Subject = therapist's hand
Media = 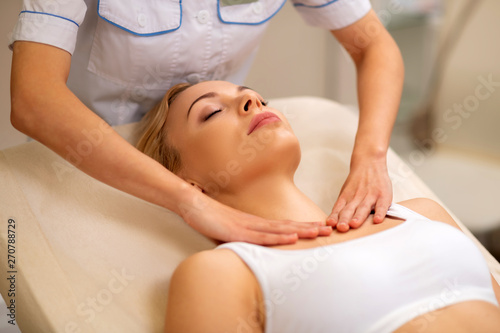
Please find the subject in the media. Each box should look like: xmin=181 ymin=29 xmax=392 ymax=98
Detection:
xmin=326 ymin=9 xmax=402 ymax=232
xmin=178 ymin=188 xmax=332 ymax=245
xmin=326 ymin=156 xmax=392 ymax=232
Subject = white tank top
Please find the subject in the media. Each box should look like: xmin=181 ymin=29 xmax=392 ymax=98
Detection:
xmin=216 ymin=204 xmax=498 ymax=333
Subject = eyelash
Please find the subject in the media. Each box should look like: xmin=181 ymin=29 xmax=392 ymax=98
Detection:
xmin=203 ymin=100 xmax=268 ymax=121
xmin=204 ymin=110 xmax=221 ymax=121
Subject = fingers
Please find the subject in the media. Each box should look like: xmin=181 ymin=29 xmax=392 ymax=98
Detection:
xmin=253 ymin=219 xmax=332 ymax=240
xmin=329 ymin=193 xmax=385 ymax=232
xmin=182 ymin=193 xmax=333 ymax=245
xmin=328 ymin=195 xmax=364 ymax=232
xmin=318 ymin=226 xmax=334 ymax=236
xmin=373 ymin=197 xmax=391 ymax=223
xmin=328 ymin=161 xmax=394 ymax=232
xmin=237 ymin=224 xmax=332 ymax=246
xmin=326 ymin=198 xmax=345 ymax=228
xmin=239 ymin=230 xmax=299 ymax=246
xmin=336 ymin=201 xmax=357 ymax=232
xmin=348 ymin=198 xmax=374 ymax=229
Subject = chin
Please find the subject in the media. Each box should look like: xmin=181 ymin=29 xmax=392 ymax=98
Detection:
xmin=241 ymin=126 xmax=301 ymax=178
xmin=272 ymin=130 xmax=302 ymax=170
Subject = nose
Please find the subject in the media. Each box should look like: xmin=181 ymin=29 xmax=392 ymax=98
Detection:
xmin=239 ymin=94 xmax=263 ymax=116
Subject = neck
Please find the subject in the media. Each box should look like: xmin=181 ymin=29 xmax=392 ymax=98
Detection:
xmin=217 ymin=174 xmax=327 ymax=223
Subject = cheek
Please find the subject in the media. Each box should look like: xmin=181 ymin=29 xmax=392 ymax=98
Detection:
xmin=182 ymin=126 xmax=243 ymax=175
xmin=179 ymin=121 xmax=299 ymax=184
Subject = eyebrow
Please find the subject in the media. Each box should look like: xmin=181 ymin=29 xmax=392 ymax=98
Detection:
xmin=186 ymin=85 xmax=251 ymax=119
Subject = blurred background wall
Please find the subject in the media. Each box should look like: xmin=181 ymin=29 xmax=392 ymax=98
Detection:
xmin=1 ymin=0 xmax=499 ymax=254
xmin=246 ymin=0 xmax=500 ymax=257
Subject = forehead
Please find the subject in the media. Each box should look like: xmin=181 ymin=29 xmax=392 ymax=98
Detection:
xmin=172 ymin=80 xmax=240 ymax=111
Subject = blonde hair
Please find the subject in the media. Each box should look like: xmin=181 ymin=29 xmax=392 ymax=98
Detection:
xmin=136 ymin=83 xmax=192 ymax=174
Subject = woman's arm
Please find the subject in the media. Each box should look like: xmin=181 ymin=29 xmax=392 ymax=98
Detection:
xmin=10 ymin=41 xmax=325 ymax=245
xmin=10 ymin=41 xmax=187 ymax=214
xmin=328 ymin=9 xmax=404 ymax=231
xmin=165 ymin=250 xmax=263 ymax=333
xmin=400 ymin=198 xmax=500 ymax=305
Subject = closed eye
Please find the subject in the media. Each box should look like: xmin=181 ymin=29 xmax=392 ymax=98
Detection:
xmin=204 ymin=110 xmax=221 ymax=121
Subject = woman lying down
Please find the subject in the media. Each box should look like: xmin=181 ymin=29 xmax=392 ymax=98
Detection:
xmin=136 ymin=80 xmax=500 ymax=332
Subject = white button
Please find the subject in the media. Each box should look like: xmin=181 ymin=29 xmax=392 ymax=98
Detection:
xmin=197 ymin=10 xmax=209 ymax=24
xmin=133 ymin=87 xmax=146 ymax=101
xmin=137 ymin=13 xmax=147 ymax=28
xmin=186 ymin=74 xmax=201 ymax=84
xmin=252 ymin=2 xmax=263 ymax=14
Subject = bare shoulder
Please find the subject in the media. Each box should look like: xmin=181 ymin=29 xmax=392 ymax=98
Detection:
xmin=172 ymin=248 xmax=258 ymax=286
xmin=166 ymin=249 xmax=263 ymax=333
xmin=173 ymin=248 xmax=239 ymax=277
xmin=396 ymin=198 xmax=461 ymax=230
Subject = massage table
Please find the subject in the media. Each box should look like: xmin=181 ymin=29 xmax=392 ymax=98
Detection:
xmin=1 ymin=96 xmax=499 ymax=332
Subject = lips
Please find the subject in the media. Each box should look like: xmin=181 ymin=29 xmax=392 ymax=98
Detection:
xmin=247 ymin=111 xmax=282 ymax=135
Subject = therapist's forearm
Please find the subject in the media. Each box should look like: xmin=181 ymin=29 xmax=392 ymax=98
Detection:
xmin=351 ymin=34 xmax=404 ymax=163
xmin=10 ymin=41 xmax=193 ymax=216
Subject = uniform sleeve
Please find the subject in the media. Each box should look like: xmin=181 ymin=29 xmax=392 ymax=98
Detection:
xmin=9 ymin=0 xmax=87 ymax=55
xmin=291 ymin=0 xmax=372 ymax=31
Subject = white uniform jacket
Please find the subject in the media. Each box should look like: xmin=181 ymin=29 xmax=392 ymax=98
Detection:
xmin=10 ymin=0 xmax=371 ymax=125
